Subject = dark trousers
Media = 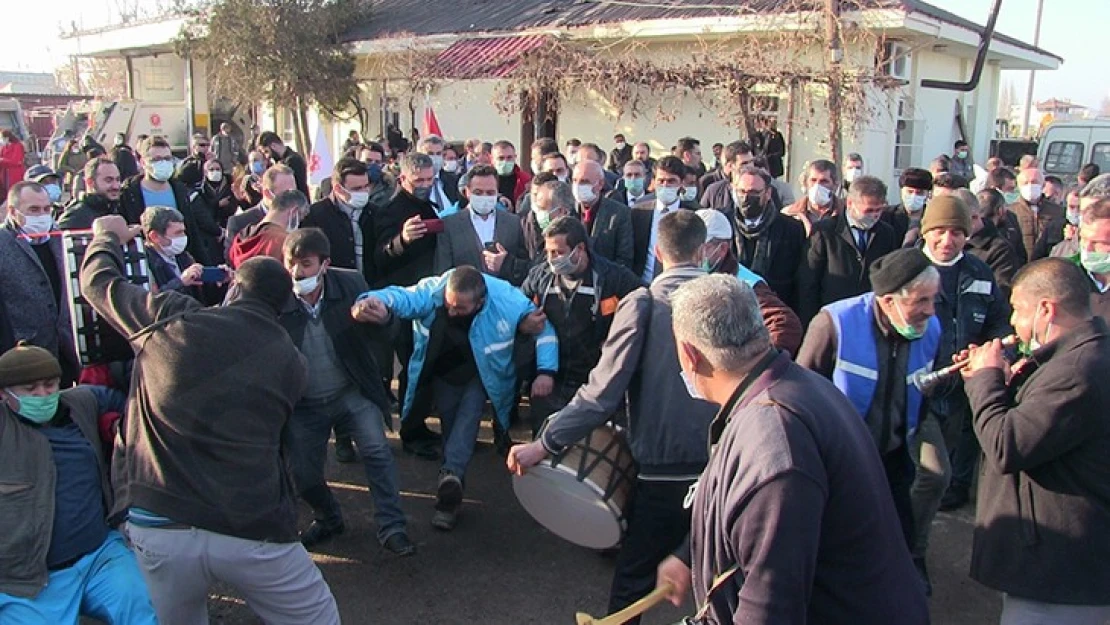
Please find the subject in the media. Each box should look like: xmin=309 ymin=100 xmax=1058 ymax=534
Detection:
xmin=883 ymin=445 xmax=916 ymax=550
xmin=529 ymin=378 xmax=584 ymax=437
xmin=393 ymin=328 xmax=431 ymax=443
xmin=948 ymin=405 xmax=981 ymax=491
xmin=608 ymin=479 xmax=694 ymax=624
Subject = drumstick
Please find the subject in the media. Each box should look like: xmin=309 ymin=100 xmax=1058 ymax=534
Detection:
xmin=574 ymin=583 xmax=674 ymax=625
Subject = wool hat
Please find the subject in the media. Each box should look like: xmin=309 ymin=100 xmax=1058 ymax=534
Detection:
xmin=899 ymin=167 xmax=933 ymax=192
xmin=696 ymin=209 xmax=732 ymax=242
xmin=0 ymin=342 xmax=62 ymax=388
xmin=870 ymin=248 xmax=932 ymax=296
xmin=921 ymin=195 xmax=972 ymax=235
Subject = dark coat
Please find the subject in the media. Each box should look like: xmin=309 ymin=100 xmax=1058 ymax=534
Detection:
xmin=964 ymin=317 xmax=1110 ymax=605
xmin=607 ymin=144 xmax=632 ymax=174
xmin=278 ymin=148 xmax=310 ymax=198
xmin=278 ymin=268 xmax=393 ymax=422
xmin=147 ymin=249 xmax=201 ymax=299
xmin=1032 ymin=215 xmax=1066 ymax=261
xmin=433 ymin=208 xmax=530 ymax=285
xmin=200 ymin=179 xmax=237 ymax=228
xmin=373 ymin=188 xmax=440 ymax=287
xmin=691 ymin=352 xmax=928 ymax=624
xmin=303 ymin=197 xmax=381 ymax=287
xmin=0 ymin=224 xmax=79 ymax=379
xmin=580 ymin=197 xmax=634 ymax=271
xmin=880 ymin=204 xmax=913 ymax=246
xmin=1010 ymin=197 xmax=1063 ymax=263
xmin=119 ymin=177 xmax=221 ymax=265
xmin=697 ymin=169 xmax=726 ymax=202
xmin=80 ymin=231 xmax=306 ymax=543
xmin=997 ymin=211 xmax=1028 ymax=267
xmin=630 ymin=196 xmax=701 ymax=280
xmin=795 ymin=212 xmax=896 ymax=327
xmin=57 ymin=193 xmax=122 ymax=231
xmin=1090 ymin=275 xmax=1110 ymax=323
xmin=734 ymin=212 xmax=806 ymax=310
xmin=966 ymin=220 xmax=1020 ymax=297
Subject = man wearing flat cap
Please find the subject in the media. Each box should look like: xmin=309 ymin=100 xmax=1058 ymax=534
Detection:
xmin=797 ymin=248 xmax=942 ymax=571
xmin=0 ymin=342 xmax=157 ymax=623
xmin=911 ymin=196 xmax=1011 ymax=594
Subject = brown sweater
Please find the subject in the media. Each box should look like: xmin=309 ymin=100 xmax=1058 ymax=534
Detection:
xmin=80 ymin=232 xmax=307 ymax=542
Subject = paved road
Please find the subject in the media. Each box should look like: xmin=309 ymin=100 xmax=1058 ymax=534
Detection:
xmin=193 ymin=414 xmax=1001 ymax=625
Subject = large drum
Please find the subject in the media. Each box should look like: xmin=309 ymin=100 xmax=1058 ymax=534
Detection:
xmin=512 ymin=424 xmax=637 ymax=550
xmin=63 ymin=231 xmax=151 ymax=365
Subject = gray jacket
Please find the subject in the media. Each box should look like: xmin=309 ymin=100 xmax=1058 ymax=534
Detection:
xmin=0 ymin=224 xmax=79 ymax=375
xmin=541 ymin=265 xmax=716 ymax=477
xmin=432 ymin=208 xmax=530 ymax=286
xmin=0 ymin=388 xmax=112 ymax=598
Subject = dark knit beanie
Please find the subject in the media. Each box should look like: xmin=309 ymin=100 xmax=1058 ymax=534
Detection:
xmin=921 ymin=195 xmax=972 ymax=235
xmin=870 ymin=248 xmax=932 ymax=296
xmin=0 ymin=342 xmax=62 ymax=388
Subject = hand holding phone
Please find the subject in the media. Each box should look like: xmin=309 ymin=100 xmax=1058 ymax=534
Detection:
xmin=423 ymin=218 xmax=444 ymax=234
xmin=200 ymin=266 xmax=229 ymax=283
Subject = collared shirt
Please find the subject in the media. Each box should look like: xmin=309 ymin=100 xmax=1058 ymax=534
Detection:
xmin=626 ymin=191 xmax=645 ymax=208
xmin=642 ymin=198 xmax=680 ymax=284
xmin=431 ymin=175 xmax=451 ymax=213
xmin=338 ymin=201 xmax=364 ymax=274
xmin=470 ymin=209 xmax=496 ymax=245
xmin=1090 ymin=271 xmax=1110 ymax=294
xmin=298 ymin=283 xmax=325 ymax=319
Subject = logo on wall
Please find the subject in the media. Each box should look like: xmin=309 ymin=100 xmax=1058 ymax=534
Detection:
xmin=150 ymin=114 xmax=162 ymax=127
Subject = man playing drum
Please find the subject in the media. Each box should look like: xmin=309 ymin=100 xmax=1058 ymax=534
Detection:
xmin=508 ymin=210 xmax=716 ymax=624
xmin=654 ymin=274 xmax=927 ymax=624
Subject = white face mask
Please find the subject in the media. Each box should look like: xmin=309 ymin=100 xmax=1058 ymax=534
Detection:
xmin=20 ymin=213 xmax=54 ymax=237
xmin=205 ymin=170 xmax=223 ymax=183
xmin=902 ymin=191 xmax=926 ymax=213
xmin=470 ymin=194 xmax=498 ymax=216
xmin=430 ymin=155 xmax=444 ymax=173
xmin=844 ymin=167 xmax=862 ymax=183
xmin=293 ymin=273 xmax=320 ymax=297
xmin=808 ymin=184 xmax=832 ymax=207
xmin=166 ymin=235 xmax=188 ymax=256
xmin=679 ymin=370 xmax=704 ymax=400
xmin=345 ymin=188 xmax=370 ymax=210
xmin=574 ymin=183 xmax=597 ymax=205
xmin=656 ymin=185 xmax=680 ymax=206
xmin=148 ymin=160 xmax=174 ymax=182
xmin=1020 ymin=183 xmax=1043 ymax=203
xmin=682 ymin=186 xmax=698 ymax=200
xmin=442 ymin=159 xmax=459 ymax=173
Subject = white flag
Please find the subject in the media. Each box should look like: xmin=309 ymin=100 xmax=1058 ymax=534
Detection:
xmin=308 ymin=122 xmax=334 ymax=186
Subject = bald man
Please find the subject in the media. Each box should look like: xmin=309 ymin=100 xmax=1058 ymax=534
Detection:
xmin=571 ymin=159 xmax=634 ymax=270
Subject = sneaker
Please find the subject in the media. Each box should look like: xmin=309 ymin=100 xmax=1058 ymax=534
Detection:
xmin=382 ymin=532 xmax=417 ymax=557
xmin=939 ymin=485 xmax=969 ymax=512
xmin=334 ymin=436 xmax=357 ymax=464
xmin=432 ymin=471 xmax=463 ymax=531
xmin=913 ymin=557 xmax=933 ymax=597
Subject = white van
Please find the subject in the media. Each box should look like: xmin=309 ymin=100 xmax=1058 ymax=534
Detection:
xmin=1037 ymin=120 xmax=1110 ymax=184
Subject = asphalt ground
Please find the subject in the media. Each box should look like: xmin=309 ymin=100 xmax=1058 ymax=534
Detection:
xmin=190 ymin=414 xmax=1002 ymax=625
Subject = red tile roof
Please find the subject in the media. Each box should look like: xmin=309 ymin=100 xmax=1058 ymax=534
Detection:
xmin=429 ymin=35 xmax=551 ymax=80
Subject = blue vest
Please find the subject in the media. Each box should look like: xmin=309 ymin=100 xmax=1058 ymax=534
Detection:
xmin=824 ymin=292 xmax=940 ymax=434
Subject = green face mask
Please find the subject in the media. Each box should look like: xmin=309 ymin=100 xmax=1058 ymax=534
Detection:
xmin=535 ymin=209 xmax=553 ymax=231
xmin=6 ymin=390 xmax=60 ymax=424
xmin=1080 ymin=247 xmax=1110 ymax=275
xmin=891 ymin=300 xmax=925 ymax=341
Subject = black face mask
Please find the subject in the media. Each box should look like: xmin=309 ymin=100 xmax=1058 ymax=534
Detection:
xmin=739 ymin=194 xmax=765 ymax=221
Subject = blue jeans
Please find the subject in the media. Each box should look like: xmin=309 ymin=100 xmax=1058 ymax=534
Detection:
xmin=288 ymin=387 xmax=407 ymax=543
xmin=0 ymin=530 xmax=157 ymax=624
xmin=432 ymin=376 xmax=488 ymax=479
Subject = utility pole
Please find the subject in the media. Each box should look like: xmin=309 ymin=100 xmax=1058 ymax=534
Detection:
xmin=1021 ymin=0 xmax=1044 ymax=137
xmin=825 ymin=0 xmax=844 ymax=169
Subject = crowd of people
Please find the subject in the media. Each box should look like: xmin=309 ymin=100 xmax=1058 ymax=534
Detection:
xmin=1 ymin=121 xmax=1109 ymax=625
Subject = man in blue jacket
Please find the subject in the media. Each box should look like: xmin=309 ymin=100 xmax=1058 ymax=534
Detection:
xmin=354 ymin=266 xmax=558 ymax=530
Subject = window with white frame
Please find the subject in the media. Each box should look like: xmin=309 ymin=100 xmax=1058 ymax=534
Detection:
xmin=893 ymin=96 xmax=919 ymax=171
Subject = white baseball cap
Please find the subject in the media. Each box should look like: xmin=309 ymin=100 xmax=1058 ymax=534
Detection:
xmin=696 ymin=209 xmax=732 ymax=243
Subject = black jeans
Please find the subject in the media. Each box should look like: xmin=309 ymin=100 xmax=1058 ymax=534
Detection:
xmin=883 ymin=445 xmax=916 ymax=550
xmin=608 ymin=479 xmax=695 ymax=624
xmin=529 ymin=378 xmax=585 ymax=437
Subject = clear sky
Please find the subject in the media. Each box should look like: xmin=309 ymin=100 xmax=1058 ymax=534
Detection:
xmin=1 ymin=0 xmax=1106 ymax=110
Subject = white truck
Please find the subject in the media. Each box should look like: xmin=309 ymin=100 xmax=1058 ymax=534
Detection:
xmin=1037 ymin=120 xmax=1110 ymax=185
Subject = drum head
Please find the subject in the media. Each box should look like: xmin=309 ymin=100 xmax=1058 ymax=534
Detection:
xmin=513 ymin=466 xmax=623 ymax=550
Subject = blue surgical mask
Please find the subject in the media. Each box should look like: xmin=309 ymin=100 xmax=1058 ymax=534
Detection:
xmin=148 ymin=160 xmax=174 ymax=182
xmin=624 ymin=177 xmax=644 ymax=196
xmin=6 ymin=389 xmax=60 ymax=424
xmin=44 ymin=184 xmax=62 ymax=203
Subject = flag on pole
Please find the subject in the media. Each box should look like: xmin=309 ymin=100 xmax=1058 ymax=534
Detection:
xmin=423 ymin=90 xmax=443 ymax=138
xmin=308 ymin=121 xmax=334 ymax=187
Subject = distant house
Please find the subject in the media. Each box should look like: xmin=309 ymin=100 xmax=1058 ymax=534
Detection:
xmin=60 ymin=0 xmax=1061 ymax=200
xmin=0 ymin=71 xmax=62 ymax=96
